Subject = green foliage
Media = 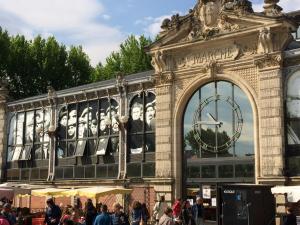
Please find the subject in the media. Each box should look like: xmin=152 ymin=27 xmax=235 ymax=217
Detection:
xmin=0 ymin=27 xmax=153 ymax=99
xmin=92 ymin=35 xmax=153 ymax=82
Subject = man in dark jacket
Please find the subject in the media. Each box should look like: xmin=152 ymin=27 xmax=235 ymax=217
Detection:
xmin=192 ymin=197 xmax=204 ymax=225
xmin=111 ymin=203 xmax=129 ymax=225
xmin=44 ymin=198 xmax=62 ymax=225
xmin=283 ymin=206 xmax=297 ymax=225
xmin=85 ymin=199 xmax=97 ymax=225
xmin=93 ymin=205 xmax=112 ymax=225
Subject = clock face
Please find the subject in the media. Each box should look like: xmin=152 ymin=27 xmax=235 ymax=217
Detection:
xmin=192 ymin=94 xmax=243 ymax=153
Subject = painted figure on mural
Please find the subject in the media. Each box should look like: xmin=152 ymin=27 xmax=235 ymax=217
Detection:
xmin=287 ymin=73 xmax=300 ymax=144
xmin=145 ymin=100 xmax=156 ymax=131
xmin=129 ymin=101 xmax=143 ymax=154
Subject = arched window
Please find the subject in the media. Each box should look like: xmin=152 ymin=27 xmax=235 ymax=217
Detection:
xmin=127 ymin=91 xmax=156 ymax=178
xmin=286 ymin=70 xmax=300 ymax=175
xmin=7 ymin=109 xmax=50 ymax=162
xmin=183 ymin=81 xmax=254 ymax=181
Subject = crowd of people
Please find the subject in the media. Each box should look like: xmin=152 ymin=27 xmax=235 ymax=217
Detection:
xmin=0 ymin=195 xmax=297 ymax=225
xmin=44 ymin=196 xmax=205 ymax=225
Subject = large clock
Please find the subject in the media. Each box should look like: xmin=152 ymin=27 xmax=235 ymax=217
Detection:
xmin=192 ymin=94 xmax=243 ymax=153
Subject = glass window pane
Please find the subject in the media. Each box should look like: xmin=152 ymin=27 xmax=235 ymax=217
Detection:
xmin=58 ymin=106 xmax=67 ymax=140
xmin=88 ymin=140 xmax=97 ymax=155
xmin=21 ymin=169 xmax=30 ymax=180
xmin=127 ymin=163 xmax=141 ymax=178
xmin=55 ymin=168 xmax=63 ymax=179
xmin=12 ymin=146 xmax=23 ymax=161
xmin=234 ymin=86 xmax=254 ymax=157
xmin=7 ymin=147 xmax=14 ymax=162
xmin=89 ymin=101 xmax=98 ymax=137
xmin=64 ymin=167 xmax=73 ymax=179
xmin=129 ymin=135 xmax=143 ymax=154
xmin=129 ymin=96 xmax=144 ymax=134
xmin=75 ymin=140 xmax=86 ymax=156
xmin=25 ymin=111 xmax=34 ymax=143
xmin=74 ymin=166 xmax=84 ymax=179
xmin=8 ymin=115 xmax=16 ymax=146
xmin=67 ymin=142 xmax=76 ymax=157
xmin=145 ymin=134 xmax=155 ymax=152
xmin=31 ymin=169 xmax=39 ymax=180
xmin=235 ymin=164 xmax=254 ymax=177
xmin=202 ymin=165 xmax=216 ymax=178
xmin=287 ymin=120 xmax=300 ymax=145
xmin=85 ymin=166 xmax=95 ymax=178
xmin=40 ymin=168 xmax=48 ymax=179
xmin=187 ymin=166 xmax=200 ymax=178
xmin=287 ymin=157 xmax=300 ymax=176
xmin=68 ymin=105 xmax=77 ymax=139
xmin=57 ymin=141 xmax=66 ymax=158
xmin=143 ymin=163 xmax=155 ymax=177
xmin=110 ymin=137 xmax=119 ymax=154
xmin=96 ymin=138 xmax=109 ymax=155
xmin=145 ymin=93 xmax=156 ymax=131
xmin=107 ymin=165 xmax=118 ymax=178
xmin=218 ymin=165 xmax=233 ymax=178
xmin=96 ymin=166 xmax=107 ymax=178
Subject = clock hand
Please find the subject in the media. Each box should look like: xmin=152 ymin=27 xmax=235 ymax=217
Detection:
xmin=207 ymin=113 xmax=217 ymax=122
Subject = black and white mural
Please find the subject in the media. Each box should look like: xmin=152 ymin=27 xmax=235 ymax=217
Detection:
xmin=57 ymin=98 xmax=119 ymax=158
xmin=7 ymin=109 xmax=50 ymax=161
xmin=128 ymin=92 xmax=156 ymax=154
xmin=287 ymin=71 xmax=300 ymax=145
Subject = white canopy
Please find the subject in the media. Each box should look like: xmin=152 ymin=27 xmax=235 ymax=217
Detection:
xmin=271 ymin=186 xmax=300 ymax=202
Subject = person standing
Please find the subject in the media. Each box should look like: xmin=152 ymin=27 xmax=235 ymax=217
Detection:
xmin=93 ymin=205 xmax=112 ymax=225
xmin=153 ymin=196 xmax=168 ymax=225
xmin=111 ymin=203 xmax=129 ymax=225
xmin=84 ymin=199 xmax=97 ymax=225
xmin=172 ymin=198 xmax=181 ymax=219
xmin=283 ymin=206 xmax=297 ymax=225
xmin=44 ymin=198 xmax=62 ymax=225
xmin=191 ymin=198 xmax=204 ymax=225
xmin=158 ymin=208 xmax=174 ymax=225
xmin=131 ymin=201 xmax=145 ymax=225
xmin=180 ymin=201 xmax=195 ymax=225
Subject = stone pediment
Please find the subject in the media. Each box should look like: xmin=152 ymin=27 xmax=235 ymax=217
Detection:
xmin=149 ymin=0 xmax=290 ymax=49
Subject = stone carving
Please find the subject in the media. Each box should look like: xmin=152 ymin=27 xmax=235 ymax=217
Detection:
xmin=154 ymin=72 xmax=174 ymax=86
xmin=254 ymin=54 xmax=282 ymax=69
xmin=223 ymin=0 xmax=254 ymax=15
xmin=151 ymin=51 xmax=166 ymax=74
xmin=159 ymin=0 xmax=253 ymax=42
xmin=258 ymin=27 xmax=273 ymax=54
xmin=263 ymin=0 xmax=282 ymax=17
xmin=173 ymin=44 xmax=240 ymax=70
xmin=200 ymin=60 xmax=222 ymax=77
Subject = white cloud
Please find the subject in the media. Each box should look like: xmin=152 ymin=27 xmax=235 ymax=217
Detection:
xmin=253 ymin=0 xmax=300 ymax=13
xmin=0 ymin=0 xmax=125 ymax=66
xmin=137 ymin=14 xmax=171 ymax=38
xmin=279 ymin=0 xmax=300 ymax=12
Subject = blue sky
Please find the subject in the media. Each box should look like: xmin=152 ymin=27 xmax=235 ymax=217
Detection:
xmin=0 ymin=0 xmax=298 ymax=66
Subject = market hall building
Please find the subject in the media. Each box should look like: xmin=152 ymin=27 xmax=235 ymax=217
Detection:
xmin=1 ymin=0 xmax=300 ymax=223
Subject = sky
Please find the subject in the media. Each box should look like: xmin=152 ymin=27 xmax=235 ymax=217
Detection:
xmin=0 ymin=0 xmax=299 ymax=66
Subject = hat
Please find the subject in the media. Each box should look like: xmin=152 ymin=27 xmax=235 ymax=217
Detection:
xmin=145 ymin=100 xmax=156 ymax=109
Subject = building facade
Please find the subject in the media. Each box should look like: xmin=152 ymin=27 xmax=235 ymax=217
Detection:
xmin=1 ymin=0 xmax=300 ymax=223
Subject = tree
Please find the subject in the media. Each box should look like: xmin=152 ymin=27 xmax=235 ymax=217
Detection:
xmin=0 ymin=26 xmax=154 ymax=99
xmin=92 ymin=35 xmax=153 ymax=82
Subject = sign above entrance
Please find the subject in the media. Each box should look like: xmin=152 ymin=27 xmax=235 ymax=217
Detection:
xmin=174 ymin=44 xmax=240 ymax=70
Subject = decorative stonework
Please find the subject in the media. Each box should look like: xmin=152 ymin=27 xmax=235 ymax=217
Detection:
xmin=257 ymin=27 xmax=274 ymax=54
xmin=173 ymin=43 xmax=240 ymax=70
xmin=154 ymin=72 xmax=174 ymax=86
xmin=151 ymin=51 xmax=166 ymax=74
xmin=263 ymin=0 xmax=282 ymax=17
xmin=254 ymin=54 xmax=282 ymax=70
xmin=232 ymin=67 xmax=258 ymax=93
